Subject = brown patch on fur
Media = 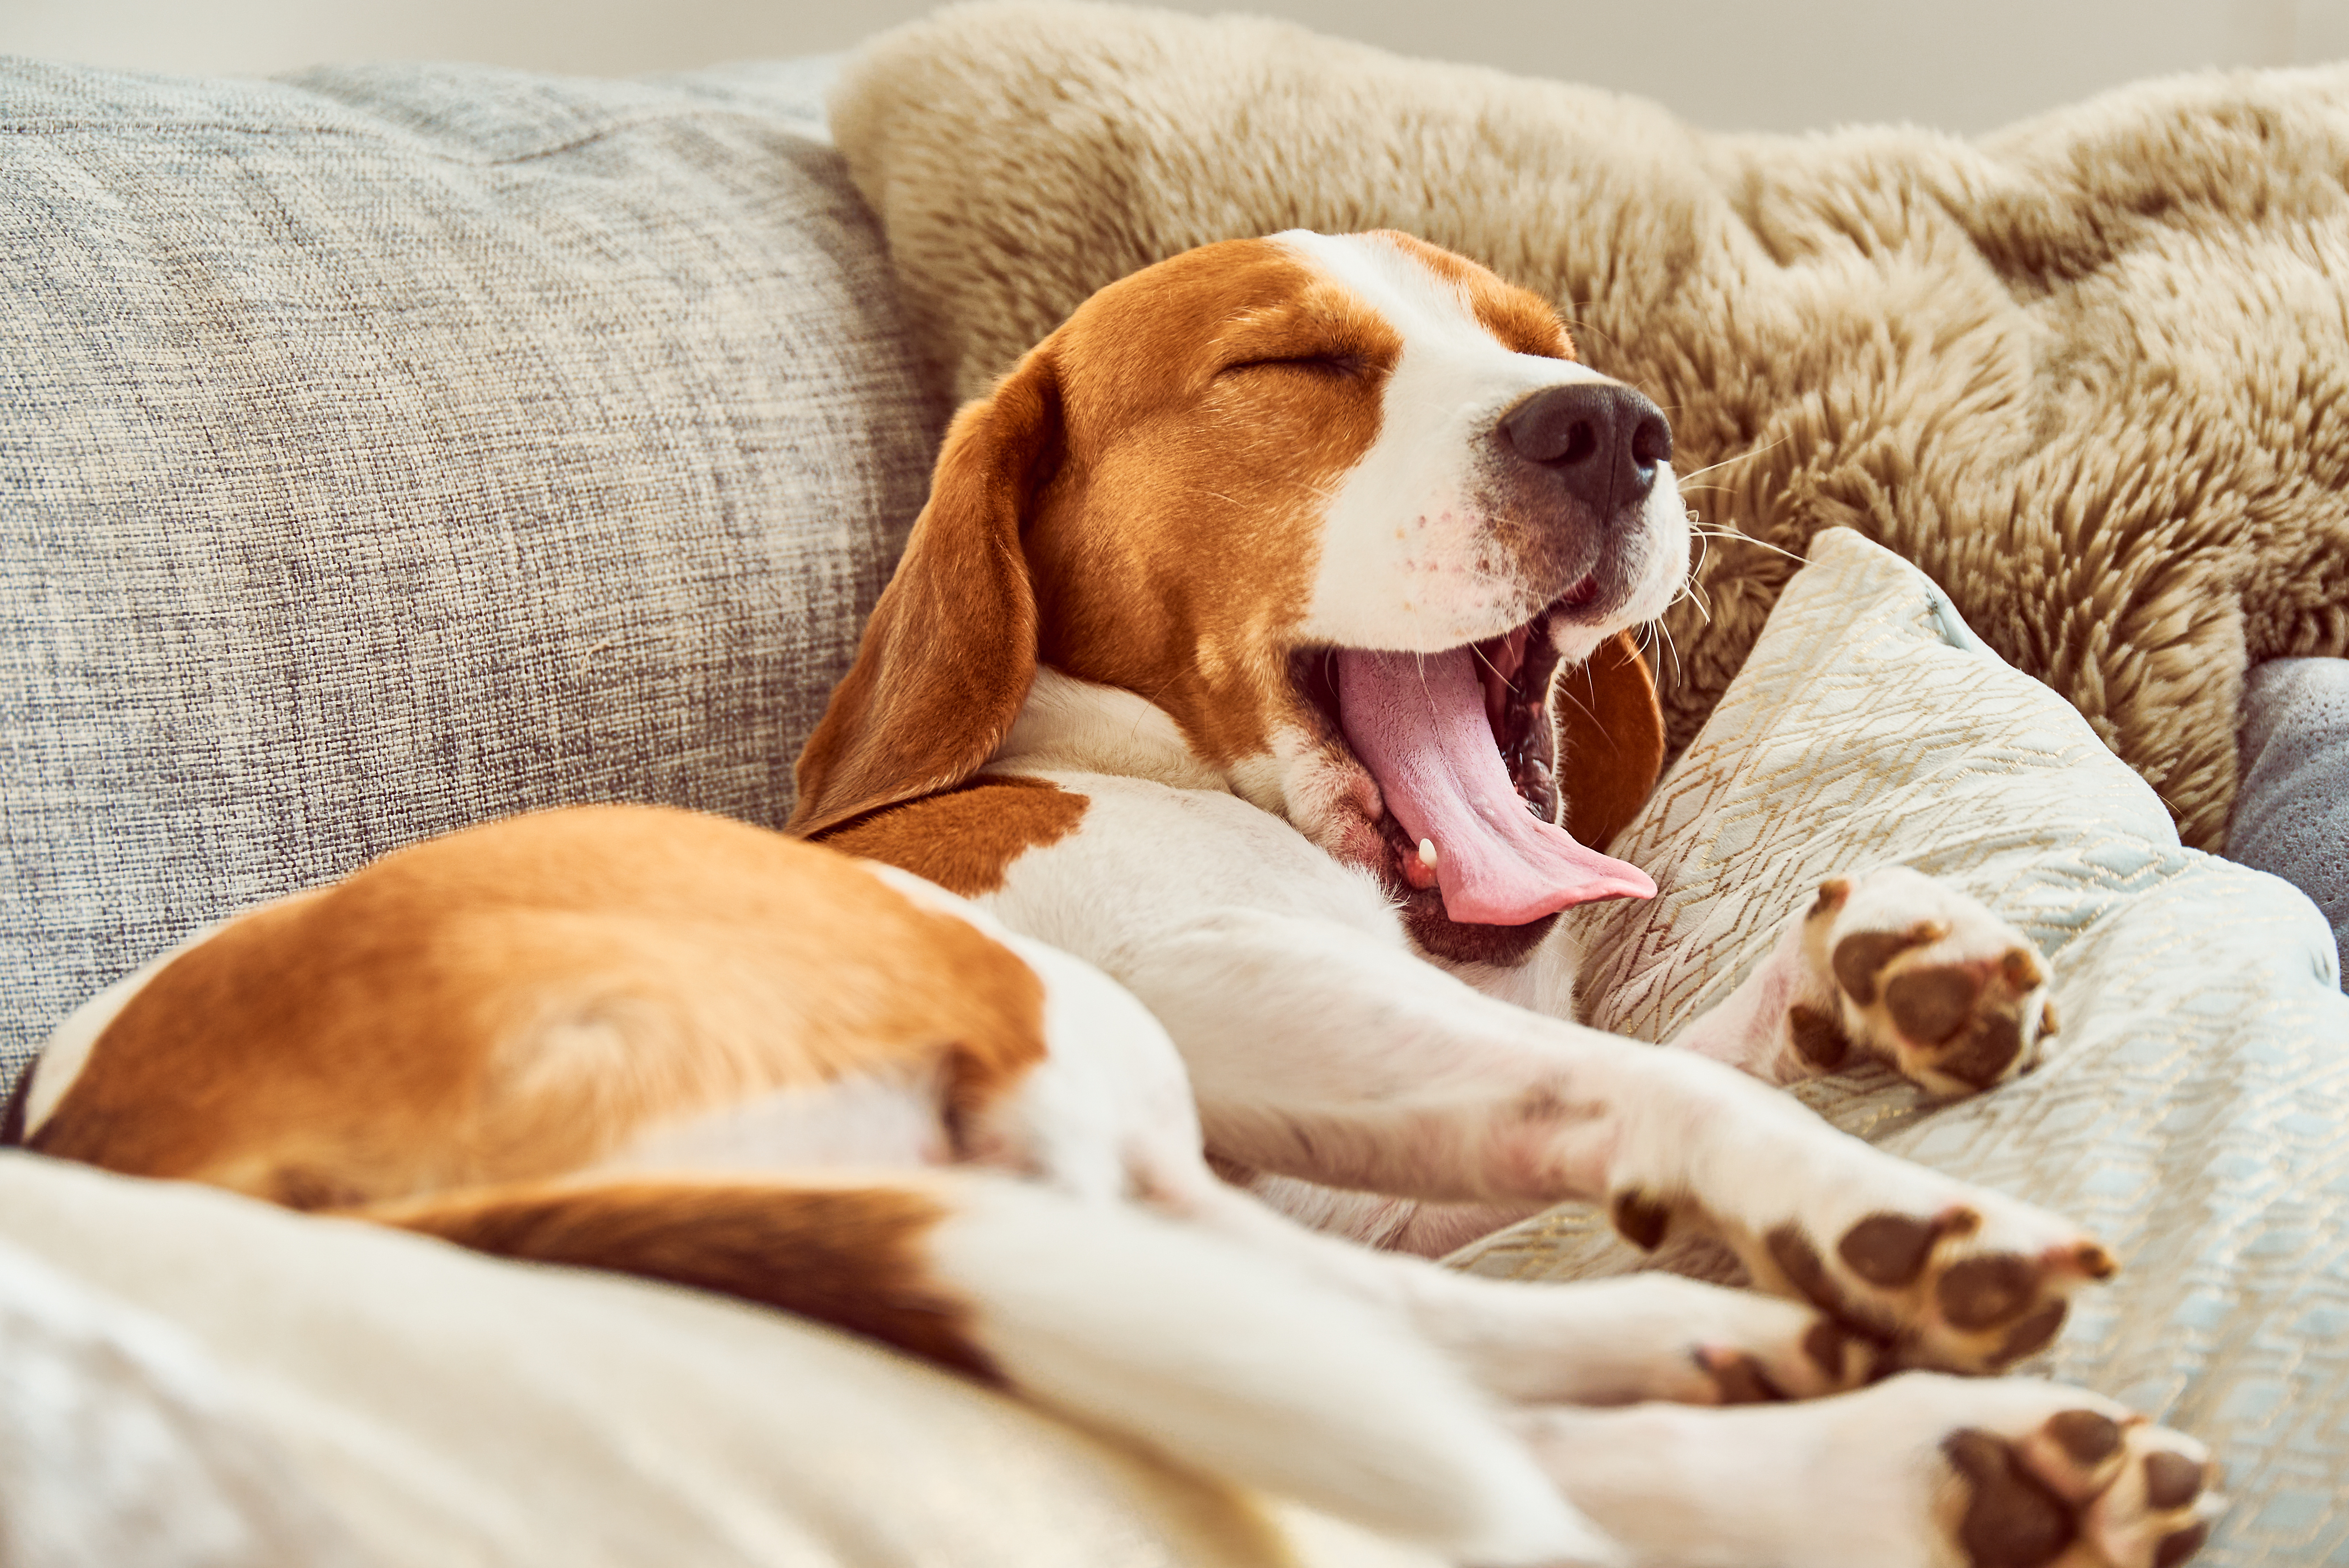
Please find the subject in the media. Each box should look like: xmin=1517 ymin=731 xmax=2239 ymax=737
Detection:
xmin=1022 ymin=242 xmax=1400 ymax=770
xmin=365 ymin=1176 xmax=998 ymax=1380
xmin=1553 ymin=632 xmax=1666 ymax=851
xmin=0 ymin=1065 xmax=31 ymax=1148
xmin=1367 ymin=230 xmax=1575 ymax=359
xmin=30 ymin=806 xmax=1050 ymax=1204
xmin=822 ymin=776 xmax=1087 ymax=896
xmin=791 ymin=240 xmax=1402 ymax=840
xmin=1402 ymin=900 xmax=1557 ymax=967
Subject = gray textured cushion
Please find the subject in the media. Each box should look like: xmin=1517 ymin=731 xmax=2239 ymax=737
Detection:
xmin=2228 ymin=658 xmax=2349 ymax=989
xmin=0 ymin=57 xmax=939 ymax=1091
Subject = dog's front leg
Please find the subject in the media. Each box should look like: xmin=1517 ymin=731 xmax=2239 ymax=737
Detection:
xmin=983 ymin=786 xmax=2108 ymax=1374
xmin=1159 ymin=1169 xmax=1876 ymax=1408
xmin=1108 ymin=906 xmax=2112 ymax=1377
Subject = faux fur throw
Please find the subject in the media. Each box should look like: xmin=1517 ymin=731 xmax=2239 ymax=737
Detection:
xmin=834 ymin=1 xmax=2349 ymax=850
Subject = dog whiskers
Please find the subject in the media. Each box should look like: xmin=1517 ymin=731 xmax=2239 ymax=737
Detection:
xmin=1687 ymin=523 xmax=1809 ymax=568
xmin=1669 ymin=437 xmax=1787 ymax=485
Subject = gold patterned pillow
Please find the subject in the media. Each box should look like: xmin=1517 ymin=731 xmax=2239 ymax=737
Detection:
xmin=1453 ymin=528 xmax=2349 ymax=1563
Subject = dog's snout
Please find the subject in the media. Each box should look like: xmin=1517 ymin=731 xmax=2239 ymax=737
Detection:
xmin=1498 ymin=383 xmax=1673 ymax=517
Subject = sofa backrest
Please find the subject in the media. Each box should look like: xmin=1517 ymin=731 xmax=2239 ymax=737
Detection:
xmin=0 ymin=58 xmax=940 ymax=1090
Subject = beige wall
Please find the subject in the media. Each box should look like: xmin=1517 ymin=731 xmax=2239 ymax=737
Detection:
xmin=8 ymin=0 xmax=2349 ymax=133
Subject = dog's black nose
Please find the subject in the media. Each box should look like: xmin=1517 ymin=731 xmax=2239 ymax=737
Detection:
xmin=1497 ymin=382 xmax=1673 ymax=517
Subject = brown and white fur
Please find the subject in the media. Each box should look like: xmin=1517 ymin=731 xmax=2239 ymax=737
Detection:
xmin=12 ymin=233 xmax=2220 ymax=1568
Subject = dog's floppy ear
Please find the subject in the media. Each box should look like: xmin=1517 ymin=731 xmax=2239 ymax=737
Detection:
xmin=788 ymin=348 xmax=1064 ymax=839
xmin=1555 ymin=632 xmax=1667 ymax=852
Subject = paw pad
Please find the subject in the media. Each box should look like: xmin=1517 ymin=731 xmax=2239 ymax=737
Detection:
xmin=1755 ymin=1212 xmax=2092 ymax=1374
xmin=1693 ymin=1345 xmax=1787 ymax=1405
xmin=1798 ymin=869 xmax=2056 ymax=1096
xmin=1944 ymin=1412 xmax=2218 ymax=1568
xmin=2045 ymin=1409 xmax=2121 ymax=1467
xmin=1840 ymin=1207 xmax=1977 ymax=1288
xmin=1886 ymin=964 xmax=1984 ymax=1044
xmin=1832 ymin=922 xmax=1944 ymax=1004
xmin=1945 ymin=1428 xmax=2073 ymax=1568
xmin=1789 ymin=1003 xmax=1852 ymax=1069
xmin=2143 ymin=1452 xmax=2207 ymax=1511
xmin=1938 ymin=1253 xmax=2042 ymax=1330
xmin=1835 ymin=935 xmax=2047 ymax=1094
xmin=1610 ymin=1186 xmax=1676 ymax=1250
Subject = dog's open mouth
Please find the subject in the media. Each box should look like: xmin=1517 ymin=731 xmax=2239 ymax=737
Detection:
xmin=1296 ymin=575 xmax=1656 ymax=926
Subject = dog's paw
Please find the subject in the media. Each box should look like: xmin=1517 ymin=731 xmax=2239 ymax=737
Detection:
xmin=1784 ymin=867 xmax=2057 ymax=1096
xmin=1522 ymin=1373 xmax=2223 ymax=1568
xmin=1904 ymin=1376 xmax=2223 ymax=1568
xmin=1500 ymin=1274 xmax=1881 ymax=1407
xmin=1610 ymin=1114 xmax=2114 ymax=1374
xmin=1685 ymin=1307 xmax=1880 ymax=1406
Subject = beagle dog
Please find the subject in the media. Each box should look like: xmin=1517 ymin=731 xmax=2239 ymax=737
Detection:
xmin=10 ymin=233 xmax=2220 ymax=1568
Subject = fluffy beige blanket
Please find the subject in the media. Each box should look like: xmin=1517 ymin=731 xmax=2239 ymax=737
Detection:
xmin=833 ymin=2 xmax=2349 ymax=849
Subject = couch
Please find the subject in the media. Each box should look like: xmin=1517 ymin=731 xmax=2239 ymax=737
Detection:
xmin=4 ymin=32 xmax=2346 ymax=1568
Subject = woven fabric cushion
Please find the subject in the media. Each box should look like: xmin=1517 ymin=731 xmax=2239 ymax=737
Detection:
xmin=1450 ymin=529 xmax=2349 ymax=1565
xmin=0 ymin=1153 xmax=1424 ymax=1568
xmin=0 ymin=57 xmax=937 ymax=1091
xmin=2228 ymin=657 xmax=2349 ymax=987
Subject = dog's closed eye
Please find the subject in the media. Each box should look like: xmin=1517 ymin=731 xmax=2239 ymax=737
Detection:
xmin=1220 ymin=352 xmax=1369 ymax=380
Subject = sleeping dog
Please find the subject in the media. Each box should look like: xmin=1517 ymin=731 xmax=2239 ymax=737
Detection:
xmin=11 ymin=232 xmax=2220 ymax=1568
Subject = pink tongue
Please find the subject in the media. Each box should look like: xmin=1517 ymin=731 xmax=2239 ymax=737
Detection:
xmin=1336 ymin=647 xmax=1656 ymax=924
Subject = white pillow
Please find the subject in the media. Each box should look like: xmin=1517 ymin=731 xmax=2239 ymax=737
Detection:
xmin=1454 ymin=528 xmax=2349 ymax=1562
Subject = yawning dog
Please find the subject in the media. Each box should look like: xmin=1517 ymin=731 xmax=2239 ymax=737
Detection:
xmin=11 ymin=232 xmax=2220 ymax=1568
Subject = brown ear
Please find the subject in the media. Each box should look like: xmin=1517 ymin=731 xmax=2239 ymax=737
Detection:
xmin=1555 ymin=631 xmax=1667 ymax=851
xmin=788 ymin=348 xmax=1063 ymax=839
